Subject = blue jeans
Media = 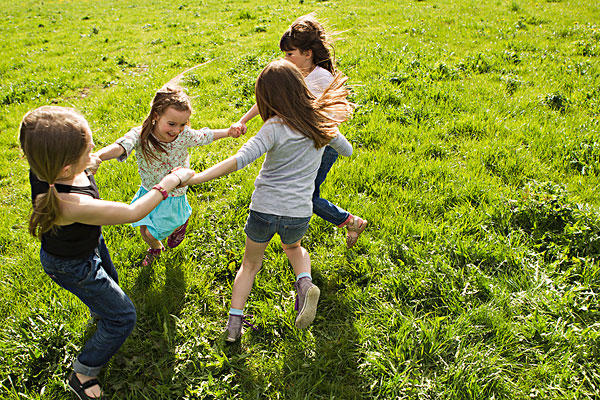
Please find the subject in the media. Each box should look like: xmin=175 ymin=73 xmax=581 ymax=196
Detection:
xmin=244 ymin=210 xmax=311 ymax=244
xmin=312 ymin=146 xmax=350 ymax=226
xmin=40 ymin=236 xmax=137 ymax=377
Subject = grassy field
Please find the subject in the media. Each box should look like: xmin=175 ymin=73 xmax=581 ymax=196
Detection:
xmin=1 ymin=0 xmax=600 ymax=398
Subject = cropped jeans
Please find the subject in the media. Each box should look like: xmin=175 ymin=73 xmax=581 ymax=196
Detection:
xmin=312 ymin=145 xmax=351 ymax=226
xmin=40 ymin=236 xmax=136 ymax=377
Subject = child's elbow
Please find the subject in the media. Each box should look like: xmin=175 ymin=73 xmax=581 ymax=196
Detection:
xmin=338 ymin=147 xmax=352 ymax=157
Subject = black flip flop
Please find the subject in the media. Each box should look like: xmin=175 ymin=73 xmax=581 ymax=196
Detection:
xmin=68 ymin=372 xmax=102 ymax=400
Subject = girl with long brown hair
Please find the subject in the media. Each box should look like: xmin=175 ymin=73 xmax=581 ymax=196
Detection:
xmin=90 ymin=86 xmax=240 ymax=266
xmin=187 ymin=59 xmax=354 ymax=342
xmin=231 ymin=13 xmax=368 ymax=248
xmin=20 ymin=106 xmax=193 ymax=399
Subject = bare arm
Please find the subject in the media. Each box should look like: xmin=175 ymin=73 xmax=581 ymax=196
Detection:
xmin=95 ymin=143 xmax=126 ymax=161
xmin=187 ymin=156 xmax=238 ymax=185
xmin=212 ymin=127 xmax=243 ymax=140
xmin=60 ymin=168 xmax=195 ymax=226
xmin=239 ymin=104 xmax=259 ymax=125
xmin=229 ymin=104 xmax=259 ymax=136
xmin=88 ymin=143 xmax=126 ymax=173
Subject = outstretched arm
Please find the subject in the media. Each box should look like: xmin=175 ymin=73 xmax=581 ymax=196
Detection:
xmin=229 ymin=104 xmax=259 ymax=136
xmin=187 ymin=156 xmax=238 ymax=185
xmin=62 ymin=168 xmax=195 ymax=226
xmin=212 ymin=127 xmax=243 ymax=140
xmin=88 ymin=143 xmax=126 ymax=173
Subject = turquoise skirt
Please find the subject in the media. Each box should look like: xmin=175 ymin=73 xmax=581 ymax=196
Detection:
xmin=130 ymin=186 xmax=192 ymax=241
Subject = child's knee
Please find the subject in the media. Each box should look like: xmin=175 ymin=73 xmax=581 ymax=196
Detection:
xmin=282 ymin=241 xmax=302 ymax=252
xmin=241 ymin=259 xmax=263 ymax=274
xmin=121 ymin=306 xmax=137 ymax=335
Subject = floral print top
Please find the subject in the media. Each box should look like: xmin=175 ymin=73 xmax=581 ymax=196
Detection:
xmin=116 ymin=125 xmax=214 ymax=197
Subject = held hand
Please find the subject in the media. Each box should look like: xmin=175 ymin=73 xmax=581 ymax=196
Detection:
xmin=230 ymin=122 xmax=247 ymax=137
xmin=87 ymin=154 xmax=102 ymax=174
xmin=227 ymin=125 xmax=241 ymax=138
xmin=170 ymin=167 xmax=195 ymax=187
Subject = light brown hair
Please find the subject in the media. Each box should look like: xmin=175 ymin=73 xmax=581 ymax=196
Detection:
xmin=255 ymin=59 xmax=353 ymax=148
xmin=139 ymin=86 xmax=192 ymax=161
xmin=19 ymin=106 xmax=90 ymax=237
xmin=279 ymin=13 xmax=336 ymax=74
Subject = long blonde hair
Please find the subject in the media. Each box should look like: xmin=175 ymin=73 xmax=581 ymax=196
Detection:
xmin=255 ymin=59 xmax=353 ymax=148
xmin=19 ymin=106 xmax=90 ymax=237
xmin=139 ymin=86 xmax=192 ymax=161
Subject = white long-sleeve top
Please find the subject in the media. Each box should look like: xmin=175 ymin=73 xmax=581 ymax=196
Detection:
xmin=234 ymin=117 xmax=352 ymax=218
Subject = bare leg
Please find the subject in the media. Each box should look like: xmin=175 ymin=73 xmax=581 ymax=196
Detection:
xmin=282 ymin=239 xmax=310 ymax=277
xmin=230 ymin=236 xmax=270 ymax=310
xmin=139 ymin=226 xmax=164 ymax=250
xmin=139 ymin=226 xmax=164 ymax=266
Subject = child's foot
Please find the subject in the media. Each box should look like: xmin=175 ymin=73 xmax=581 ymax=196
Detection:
xmin=167 ymin=218 xmax=189 ymax=248
xmin=346 ymin=216 xmax=367 ymax=248
xmin=142 ymin=248 xmax=162 ymax=267
xmin=294 ymin=277 xmax=320 ymax=329
xmin=225 ymin=314 xmax=257 ymax=342
xmin=68 ymin=372 xmax=102 ymax=399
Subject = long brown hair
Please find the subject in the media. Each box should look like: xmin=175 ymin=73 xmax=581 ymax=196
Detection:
xmin=139 ymin=86 xmax=192 ymax=161
xmin=255 ymin=59 xmax=353 ymax=148
xmin=279 ymin=13 xmax=336 ymax=74
xmin=19 ymin=106 xmax=90 ymax=237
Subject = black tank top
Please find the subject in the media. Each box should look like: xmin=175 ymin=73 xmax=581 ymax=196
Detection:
xmin=30 ymin=170 xmax=102 ymax=259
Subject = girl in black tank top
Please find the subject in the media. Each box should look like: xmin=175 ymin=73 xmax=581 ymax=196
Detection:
xmin=30 ymin=170 xmax=102 ymax=259
xmin=20 ymin=106 xmax=194 ymax=399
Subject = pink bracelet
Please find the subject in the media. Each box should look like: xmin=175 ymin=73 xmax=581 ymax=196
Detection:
xmin=152 ymin=184 xmax=168 ymax=200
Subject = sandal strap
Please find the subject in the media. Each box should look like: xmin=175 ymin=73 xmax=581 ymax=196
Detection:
xmin=81 ymin=378 xmax=101 ymax=390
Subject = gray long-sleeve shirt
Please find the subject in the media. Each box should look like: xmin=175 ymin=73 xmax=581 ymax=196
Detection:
xmin=235 ymin=117 xmax=352 ymax=218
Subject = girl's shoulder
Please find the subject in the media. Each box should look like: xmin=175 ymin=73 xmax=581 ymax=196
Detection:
xmin=117 ymin=126 xmax=143 ymax=148
xmin=305 ymin=66 xmax=334 ymax=95
xmin=307 ymin=66 xmax=334 ymax=82
xmin=180 ymin=125 xmax=196 ymax=136
xmin=261 ymin=117 xmax=285 ymax=129
xmin=257 ymin=117 xmax=285 ymax=137
xmin=122 ymin=126 xmax=142 ymax=138
xmin=313 ymin=65 xmax=335 ymax=77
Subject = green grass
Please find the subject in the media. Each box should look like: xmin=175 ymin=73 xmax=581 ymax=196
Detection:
xmin=1 ymin=0 xmax=600 ymax=398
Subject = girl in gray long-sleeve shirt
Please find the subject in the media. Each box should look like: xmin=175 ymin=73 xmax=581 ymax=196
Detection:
xmin=187 ymin=59 xmax=354 ymax=342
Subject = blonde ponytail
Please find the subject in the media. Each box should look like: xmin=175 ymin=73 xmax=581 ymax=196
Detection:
xmin=19 ymin=106 xmax=90 ymax=238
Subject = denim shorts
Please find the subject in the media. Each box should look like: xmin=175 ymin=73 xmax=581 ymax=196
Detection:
xmin=244 ymin=210 xmax=311 ymax=245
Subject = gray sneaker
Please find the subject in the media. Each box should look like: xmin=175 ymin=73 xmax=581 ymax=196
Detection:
xmin=225 ymin=314 xmax=257 ymax=342
xmin=294 ymin=277 xmax=320 ymax=329
xmin=225 ymin=314 xmax=242 ymax=342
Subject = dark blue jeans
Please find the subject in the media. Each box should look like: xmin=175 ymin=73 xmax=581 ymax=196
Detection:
xmin=312 ymin=146 xmax=350 ymax=226
xmin=40 ymin=236 xmax=136 ymax=377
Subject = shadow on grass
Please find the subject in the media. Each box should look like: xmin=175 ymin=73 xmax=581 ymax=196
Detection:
xmin=218 ymin=259 xmax=365 ymax=399
xmin=102 ymin=249 xmax=188 ymax=398
xmin=282 ymin=271 xmax=365 ymax=399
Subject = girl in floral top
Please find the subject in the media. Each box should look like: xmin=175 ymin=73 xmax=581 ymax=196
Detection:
xmin=92 ymin=86 xmax=240 ymax=266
